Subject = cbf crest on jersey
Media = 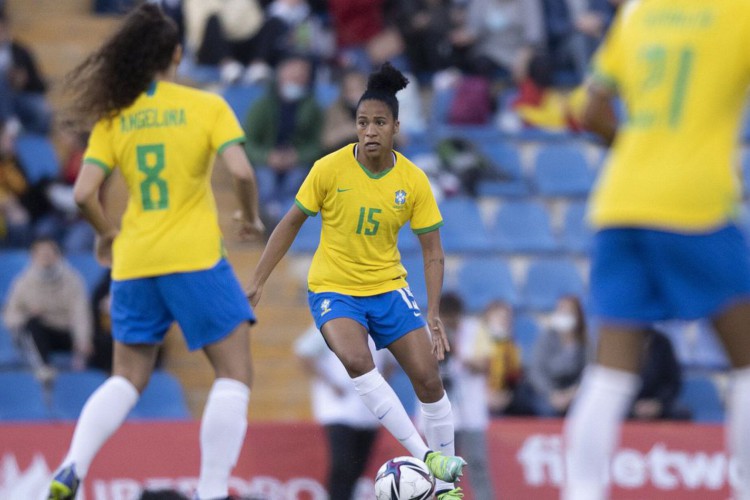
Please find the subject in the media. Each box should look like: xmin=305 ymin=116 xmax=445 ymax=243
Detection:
xmin=394 ymin=190 xmax=407 ymax=210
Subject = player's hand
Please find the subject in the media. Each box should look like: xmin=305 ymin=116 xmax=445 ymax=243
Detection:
xmin=246 ymin=282 xmax=263 ymax=307
xmin=95 ymin=230 xmax=117 ymax=268
xmin=428 ymin=315 xmax=450 ymax=361
xmin=233 ymin=210 xmax=265 ymax=241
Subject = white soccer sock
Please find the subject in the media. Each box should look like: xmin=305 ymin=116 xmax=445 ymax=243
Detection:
xmin=197 ymin=378 xmax=250 ymax=500
xmin=563 ymin=365 xmax=639 ymax=500
xmin=352 ymin=368 xmax=430 ymax=459
xmin=60 ymin=376 xmax=139 ymax=478
xmin=421 ymin=392 xmax=456 ymax=492
xmin=728 ymin=367 xmax=750 ymax=500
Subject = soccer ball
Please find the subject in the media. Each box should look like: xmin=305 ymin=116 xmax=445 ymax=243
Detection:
xmin=374 ymin=456 xmax=435 ymax=500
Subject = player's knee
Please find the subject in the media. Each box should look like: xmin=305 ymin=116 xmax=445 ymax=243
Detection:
xmin=412 ymin=371 xmax=444 ymax=402
xmin=338 ymin=352 xmax=376 ymax=378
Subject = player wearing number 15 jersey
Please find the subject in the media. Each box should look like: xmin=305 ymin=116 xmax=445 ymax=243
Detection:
xmin=563 ymin=2 xmax=750 ymax=500
xmin=248 ymin=63 xmax=466 ymax=499
xmin=48 ymin=5 xmax=263 ymax=500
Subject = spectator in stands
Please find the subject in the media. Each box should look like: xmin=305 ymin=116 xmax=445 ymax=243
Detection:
xmin=32 ymin=128 xmax=96 ymax=253
xmin=295 ymin=323 xmax=384 ymax=500
xmin=392 ymin=0 xmax=458 ymax=83
xmin=0 ymin=13 xmax=52 ymax=134
xmin=322 ymin=69 xmax=367 ymax=153
xmin=438 ymin=292 xmax=496 ymax=500
xmin=528 ymin=295 xmax=587 ymax=417
xmin=186 ymin=0 xmax=264 ymax=83
xmin=0 ymin=120 xmax=30 ymax=247
xmin=629 ymin=327 xmax=684 ymax=421
xmin=483 ymin=300 xmax=531 ymax=416
xmin=328 ymin=0 xmax=405 ymax=72
xmin=244 ymin=55 xmax=323 ymax=226
xmin=540 ymin=0 xmax=607 ymax=85
xmin=450 ymin=0 xmax=546 ymax=83
xmin=2 ymin=237 xmax=93 ymax=381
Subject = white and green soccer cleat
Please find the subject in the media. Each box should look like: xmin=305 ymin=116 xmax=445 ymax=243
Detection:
xmin=424 ymin=451 xmax=467 ymax=483
xmin=436 ymin=487 xmax=464 ymax=499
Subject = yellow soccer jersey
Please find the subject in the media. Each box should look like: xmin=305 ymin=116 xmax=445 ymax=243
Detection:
xmin=589 ymin=0 xmax=750 ymax=231
xmin=296 ymin=145 xmax=443 ymax=296
xmin=84 ymin=81 xmax=245 ymax=280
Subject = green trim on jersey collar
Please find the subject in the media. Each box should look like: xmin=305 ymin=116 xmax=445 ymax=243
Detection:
xmin=354 ymin=144 xmax=397 ymax=179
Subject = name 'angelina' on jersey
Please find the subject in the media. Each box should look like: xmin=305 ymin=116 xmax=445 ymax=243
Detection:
xmin=119 ymin=107 xmax=186 ymax=133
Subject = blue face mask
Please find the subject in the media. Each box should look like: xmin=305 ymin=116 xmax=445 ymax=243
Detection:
xmin=279 ymin=82 xmax=306 ymax=102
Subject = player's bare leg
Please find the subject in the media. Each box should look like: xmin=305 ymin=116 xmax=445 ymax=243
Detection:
xmin=712 ymin=301 xmax=750 ymax=500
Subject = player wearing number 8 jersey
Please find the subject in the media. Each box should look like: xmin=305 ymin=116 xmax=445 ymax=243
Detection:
xmin=248 ymin=63 xmax=466 ymax=499
xmin=563 ymin=2 xmax=750 ymax=500
xmin=48 ymin=5 xmax=264 ymax=500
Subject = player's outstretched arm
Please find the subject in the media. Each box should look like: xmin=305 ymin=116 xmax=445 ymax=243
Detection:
xmin=581 ymin=79 xmax=618 ymax=147
xmin=73 ymin=162 xmax=119 ymax=267
xmin=221 ymin=144 xmax=265 ymax=240
xmin=417 ymin=229 xmax=449 ymax=360
xmin=247 ymin=205 xmax=308 ymax=306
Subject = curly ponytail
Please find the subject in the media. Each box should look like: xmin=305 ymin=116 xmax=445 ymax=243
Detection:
xmin=357 ymin=62 xmax=409 ymax=119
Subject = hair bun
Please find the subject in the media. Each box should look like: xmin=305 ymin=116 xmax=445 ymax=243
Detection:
xmin=366 ymin=62 xmax=409 ymax=96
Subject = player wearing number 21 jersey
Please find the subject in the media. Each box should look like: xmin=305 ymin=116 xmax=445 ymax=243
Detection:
xmin=563 ymin=2 xmax=750 ymax=500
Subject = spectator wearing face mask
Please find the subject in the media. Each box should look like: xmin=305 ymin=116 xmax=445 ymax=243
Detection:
xmin=2 ymin=237 xmax=93 ymax=381
xmin=528 ymin=295 xmax=588 ymax=417
xmin=483 ymin=300 xmax=532 ymax=416
xmin=322 ymin=69 xmax=367 ymax=154
xmin=243 ymin=55 xmax=324 ymax=226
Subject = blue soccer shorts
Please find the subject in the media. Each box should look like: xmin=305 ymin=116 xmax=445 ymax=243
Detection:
xmin=590 ymin=224 xmax=750 ymax=323
xmin=111 ymin=258 xmax=255 ymax=350
xmin=308 ymin=288 xmax=427 ymax=349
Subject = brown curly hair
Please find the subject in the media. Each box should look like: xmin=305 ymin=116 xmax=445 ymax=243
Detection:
xmin=62 ymin=4 xmax=179 ymax=129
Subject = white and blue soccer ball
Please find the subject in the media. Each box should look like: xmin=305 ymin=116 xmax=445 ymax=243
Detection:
xmin=374 ymin=456 xmax=435 ymax=500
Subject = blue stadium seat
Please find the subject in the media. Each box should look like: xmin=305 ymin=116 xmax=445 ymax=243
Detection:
xmin=439 ymin=197 xmax=492 ymax=253
xmin=489 ymin=201 xmax=558 ymax=253
xmin=401 ymin=255 xmax=427 ymax=308
xmin=456 ymin=257 xmax=517 ymax=312
xmin=15 ymin=134 xmax=60 ymax=184
xmin=522 ymin=258 xmax=585 ymax=311
xmin=533 ymin=144 xmax=594 ymax=197
xmin=0 ymin=249 xmax=29 ymax=303
xmin=129 ymin=371 xmax=190 ymax=420
xmin=430 ymin=87 xmax=456 ymax=127
xmin=290 ymin=212 xmax=322 ymax=253
xmin=561 ymin=201 xmax=592 ymax=253
xmin=314 ymin=82 xmax=340 ymax=108
xmin=475 ymin=142 xmax=529 ymax=197
xmin=221 ymin=84 xmax=265 ymax=123
xmin=0 ymin=323 xmax=21 ymax=368
xmin=514 ymin=313 xmax=540 ymax=365
xmin=677 ymin=374 xmax=724 ymax=423
xmin=51 ymin=370 xmax=108 ymax=420
xmin=67 ymin=253 xmax=108 ymax=295
xmin=0 ymin=371 xmax=50 ymax=420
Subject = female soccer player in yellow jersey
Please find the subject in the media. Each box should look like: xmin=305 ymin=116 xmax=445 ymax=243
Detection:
xmin=247 ymin=63 xmax=466 ymax=499
xmin=563 ymin=2 xmax=750 ymax=500
xmin=47 ymin=5 xmax=264 ymax=500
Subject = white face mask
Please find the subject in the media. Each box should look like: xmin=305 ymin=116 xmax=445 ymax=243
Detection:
xmin=279 ymin=82 xmax=306 ymax=101
xmin=487 ymin=313 xmax=510 ymax=340
xmin=550 ymin=312 xmax=577 ymax=333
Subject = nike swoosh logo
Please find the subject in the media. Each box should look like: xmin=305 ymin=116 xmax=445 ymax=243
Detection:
xmin=337 ymin=188 xmax=353 ymax=192
xmin=439 ymin=440 xmax=454 ymax=447
xmin=377 ymin=408 xmax=392 ymax=420
xmin=413 ymin=311 xmax=421 ymax=317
